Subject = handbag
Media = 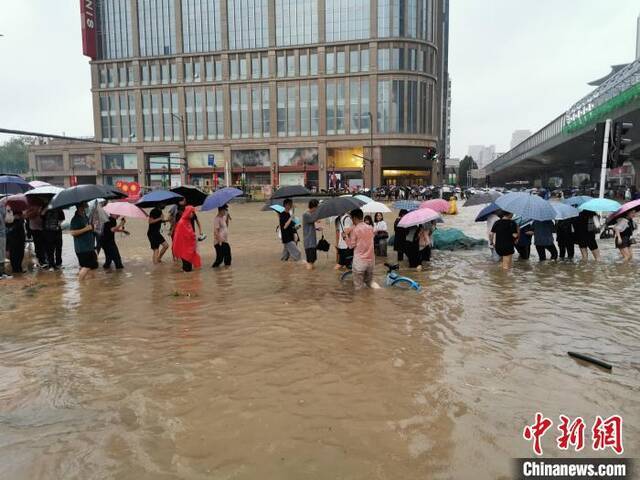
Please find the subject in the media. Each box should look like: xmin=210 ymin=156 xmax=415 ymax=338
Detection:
xmin=316 ymin=235 xmax=330 ymax=252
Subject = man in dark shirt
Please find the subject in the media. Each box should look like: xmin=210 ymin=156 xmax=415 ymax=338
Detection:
xmin=69 ymin=203 xmax=98 ymax=280
xmin=279 ymin=198 xmax=301 ymax=262
xmin=101 ymin=215 xmax=127 ymax=269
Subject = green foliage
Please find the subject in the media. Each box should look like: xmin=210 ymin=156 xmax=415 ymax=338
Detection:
xmin=458 ymin=155 xmax=478 ymax=184
xmin=0 ymin=137 xmax=30 ymax=174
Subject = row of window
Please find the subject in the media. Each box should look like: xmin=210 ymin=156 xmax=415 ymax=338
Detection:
xmin=99 ymin=78 xmax=435 ymax=142
xmin=97 ymin=0 xmax=436 ymax=59
xmin=98 ymin=44 xmax=434 ymax=88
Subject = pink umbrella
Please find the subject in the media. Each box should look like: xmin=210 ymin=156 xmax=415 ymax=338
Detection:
xmin=29 ymin=180 xmax=51 ymax=188
xmin=420 ymin=198 xmax=450 ymax=213
xmin=606 ymin=199 xmax=640 ymax=225
xmin=398 ymin=207 xmax=442 ymax=228
xmin=104 ymin=201 xmax=147 ymax=219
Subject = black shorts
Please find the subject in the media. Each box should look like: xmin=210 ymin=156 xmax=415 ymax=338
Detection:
xmin=616 ymin=237 xmax=632 ymax=249
xmin=495 ymin=245 xmax=515 ymax=257
xmin=337 ymin=248 xmax=353 ymax=267
xmin=577 ymin=233 xmax=598 ymax=251
xmin=147 ymin=232 xmax=166 ymax=250
xmin=305 ymin=247 xmax=317 ymax=264
xmin=77 ymin=251 xmax=99 ymax=270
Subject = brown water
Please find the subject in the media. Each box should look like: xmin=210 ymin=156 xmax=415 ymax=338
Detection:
xmin=1 ymin=203 xmax=638 ymax=479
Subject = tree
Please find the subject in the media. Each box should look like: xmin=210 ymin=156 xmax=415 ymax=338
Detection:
xmin=0 ymin=137 xmax=30 ymax=174
xmin=458 ymin=155 xmax=478 ymax=186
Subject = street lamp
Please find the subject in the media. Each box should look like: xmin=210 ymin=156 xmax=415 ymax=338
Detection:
xmin=367 ymin=112 xmax=374 ymax=193
xmin=171 ymin=113 xmax=189 ymax=185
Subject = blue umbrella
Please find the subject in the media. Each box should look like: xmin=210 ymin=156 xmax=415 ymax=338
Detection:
xmin=475 ymin=202 xmax=501 ymax=222
xmin=563 ymin=195 xmax=593 ymax=207
xmin=269 ymin=204 xmax=285 ymax=213
xmin=201 ymin=187 xmax=243 ymax=212
xmin=551 ymin=202 xmax=579 ymax=220
xmin=393 ymin=200 xmax=420 ymax=211
xmin=353 ymin=194 xmax=373 ymax=204
xmin=578 ymin=198 xmax=621 ymax=213
xmin=495 ymin=192 xmax=556 ymax=221
xmin=136 ymin=189 xmax=183 ymax=208
xmin=0 ymin=175 xmax=31 ymax=195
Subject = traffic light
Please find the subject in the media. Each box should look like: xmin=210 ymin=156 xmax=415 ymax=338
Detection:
xmin=423 ymin=147 xmax=437 ymax=161
xmin=611 ymin=121 xmax=633 ymax=168
xmin=592 ymin=122 xmax=605 ymax=162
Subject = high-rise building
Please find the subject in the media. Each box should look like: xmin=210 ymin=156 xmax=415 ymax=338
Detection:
xmin=510 ymin=129 xmax=531 ymax=149
xmin=30 ymin=0 xmax=447 ymax=190
xmin=467 ymin=145 xmax=496 ymax=168
xmin=636 ymin=11 xmax=640 ymax=60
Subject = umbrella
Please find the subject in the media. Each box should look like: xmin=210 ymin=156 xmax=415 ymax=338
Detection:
xmin=578 ymin=198 xmax=621 ymax=213
xmin=563 ymin=195 xmax=593 ymax=207
xmin=48 ymin=184 xmax=126 ymax=210
xmin=0 ymin=194 xmax=31 ymax=213
xmin=398 ymin=208 xmax=442 ymax=228
xmin=29 ymin=180 xmax=51 ymax=188
xmin=309 ymin=196 xmax=366 ymax=221
xmin=420 ymin=199 xmax=450 ymax=213
xmin=354 ymin=194 xmax=373 ymax=204
xmin=606 ymin=199 xmax=640 ymax=225
xmin=551 ymin=202 xmax=579 ymax=220
xmin=25 ymin=185 xmax=64 ymax=198
xmin=104 ymin=202 xmax=147 ymax=219
xmin=269 ymin=204 xmax=285 ymax=213
xmin=0 ymin=175 xmax=31 ymax=195
xmin=362 ymin=201 xmax=391 ymax=214
xmin=271 ymin=185 xmax=311 ymax=199
xmin=171 ymin=185 xmax=208 ymax=207
xmin=495 ymin=192 xmax=556 ymax=221
xmin=136 ymin=190 xmax=184 ymax=208
xmin=475 ymin=203 xmax=502 ymax=222
xmin=393 ymin=200 xmax=421 ymax=211
xmin=463 ymin=191 xmax=502 ymax=207
xmin=201 ymin=187 xmax=243 ymax=212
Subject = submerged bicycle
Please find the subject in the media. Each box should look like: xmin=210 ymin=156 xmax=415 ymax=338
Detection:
xmin=340 ymin=262 xmax=421 ymax=291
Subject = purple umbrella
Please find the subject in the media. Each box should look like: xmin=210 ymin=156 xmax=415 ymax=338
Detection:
xmin=0 ymin=175 xmax=31 ymax=195
xmin=201 ymin=187 xmax=243 ymax=212
xmin=606 ymin=199 xmax=640 ymax=225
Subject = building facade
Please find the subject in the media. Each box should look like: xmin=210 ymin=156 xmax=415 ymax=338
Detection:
xmin=467 ymin=144 xmax=496 ymax=169
xmin=510 ymin=129 xmax=531 ymax=149
xmin=30 ymin=0 xmax=446 ymax=191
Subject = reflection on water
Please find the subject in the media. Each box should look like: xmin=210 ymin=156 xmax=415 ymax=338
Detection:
xmin=1 ymin=203 xmax=638 ymax=479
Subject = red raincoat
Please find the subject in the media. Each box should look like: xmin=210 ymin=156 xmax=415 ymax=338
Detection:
xmin=171 ymin=205 xmax=201 ymax=268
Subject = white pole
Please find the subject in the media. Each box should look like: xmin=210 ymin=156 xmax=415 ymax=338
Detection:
xmin=598 ymin=119 xmax=612 ymax=199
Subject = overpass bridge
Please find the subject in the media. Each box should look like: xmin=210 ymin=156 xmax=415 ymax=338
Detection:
xmin=485 ymin=58 xmax=640 ymax=189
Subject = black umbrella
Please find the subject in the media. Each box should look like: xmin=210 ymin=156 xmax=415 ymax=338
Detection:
xmin=309 ymin=197 xmax=366 ymax=222
xmin=48 ymin=184 xmax=126 ymax=210
xmin=463 ymin=191 xmax=502 ymax=207
xmin=171 ymin=185 xmax=208 ymax=207
xmin=271 ymin=185 xmax=311 ymax=199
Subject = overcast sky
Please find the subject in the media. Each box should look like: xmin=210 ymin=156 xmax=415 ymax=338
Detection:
xmin=0 ymin=0 xmax=639 ymax=158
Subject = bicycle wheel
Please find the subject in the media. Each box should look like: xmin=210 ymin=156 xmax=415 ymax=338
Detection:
xmin=391 ymin=277 xmax=421 ymax=291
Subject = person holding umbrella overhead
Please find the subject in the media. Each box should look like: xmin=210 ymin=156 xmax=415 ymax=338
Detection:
xmin=279 ymin=198 xmax=301 ymax=262
xmin=573 ymin=210 xmax=601 ymax=261
xmin=148 ymin=205 xmax=169 ymax=264
xmin=532 ymin=220 xmax=558 ymax=261
xmin=69 ymin=203 xmax=99 ymax=280
xmin=172 ymin=205 xmax=201 ymax=272
xmin=212 ymin=205 xmax=232 ymax=268
xmin=490 ymin=212 xmax=519 ymax=270
xmin=302 ymin=199 xmax=322 ymax=270
xmin=0 ymin=201 xmax=8 ymax=279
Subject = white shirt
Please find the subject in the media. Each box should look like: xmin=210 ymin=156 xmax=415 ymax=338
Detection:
xmin=373 ymin=220 xmax=388 ymax=233
xmin=336 ymin=214 xmax=353 ymax=249
xmin=614 ymin=217 xmax=634 ymax=233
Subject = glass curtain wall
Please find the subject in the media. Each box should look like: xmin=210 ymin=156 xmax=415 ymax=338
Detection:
xmin=182 ymin=0 xmax=222 ymax=53
xmin=275 ymin=0 xmax=318 ymax=46
xmin=227 ymin=0 xmax=269 ymax=49
xmin=138 ymin=0 xmax=176 ymax=56
xmin=97 ymin=0 xmax=133 ymax=59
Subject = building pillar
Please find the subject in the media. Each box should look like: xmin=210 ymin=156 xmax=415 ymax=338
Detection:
xmin=318 ymin=142 xmax=327 ymax=190
xmin=269 ymin=144 xmax=278 ymax=187
xmin=137 ymin=148 xmax=146 ymax=187
xmin=318 ymin=0 xmax=326 ymax=43
xmin=630 ymin=158 xmax=640 ymax=190
xmin=223 ymin=145 xmax=232 ymax=187
xmin=174 ymin=0 xmax=183 ymax=53
xmin=130 ymin=0 xmax=140 ymax=57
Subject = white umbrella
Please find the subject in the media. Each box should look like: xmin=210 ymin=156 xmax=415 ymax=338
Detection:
xmin=362 ymin=201 xmax=391 ymax=214
xmin=25 ymin=186 xmax=64 ymax=197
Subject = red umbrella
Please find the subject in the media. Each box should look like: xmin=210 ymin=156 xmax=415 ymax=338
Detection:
xmin=420 ymin=198 xmax=450 ymax=213
xmin=1 ymin=194 xmax=32 ymax=213
xmin=606 ymin=199 xmax=640 ymax=225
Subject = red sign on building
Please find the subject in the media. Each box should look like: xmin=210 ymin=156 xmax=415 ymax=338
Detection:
xmin=80 ymin=0 xmax=97 ymax=59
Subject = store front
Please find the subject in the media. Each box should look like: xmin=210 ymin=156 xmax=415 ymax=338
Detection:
xmin=231 ymin=150 xmax=271 ymax=187
xmin=327 ymin=147 xmax=364 ymax=191
xmin=188 ymin=152 xmax=225 ymax=191
xmin=381 ymin=146 xmax=433 ymax=186
xmin=382 ymin=169 xmax=430 ymax=186
xmin=278 ymin=147 xmax=319 ymax=190
xmin=145 ymin=153 xmax=181 ymax=188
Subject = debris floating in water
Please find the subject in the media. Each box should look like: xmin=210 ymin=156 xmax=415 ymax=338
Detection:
xmin=568 ymin=351 xmax=612 ymax=371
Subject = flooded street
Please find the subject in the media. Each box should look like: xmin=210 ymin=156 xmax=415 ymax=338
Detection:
xmin=1 ymin=202 xmax=638 ymax=479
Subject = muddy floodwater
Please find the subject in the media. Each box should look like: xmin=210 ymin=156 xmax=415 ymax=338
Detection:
xmin=1 ymin=202 xmax=638 ymax=479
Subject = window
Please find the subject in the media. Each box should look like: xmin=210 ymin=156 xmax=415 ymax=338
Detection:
xmin=325 ymin=0 xmax=370 ymax=41
xmin=227 ymin=0 xmax=269 ymax=49
xmin=100 ymin=92 xmax=138 ymax=142
xmin=310 ymin=82 xmax=319 ymax=135
xmin=182 ymin=0 xmax=222 ymax=53
xmin=262 ymin=86 xmax=270 ymax=136
xmin=97 ymin=0 xmax=133 ymax=59
xmin=103 ymin=153 xmax=137 ymax=170
xmin=275 ymin=0 xmax=318 ymax=46
xmin=361 ymin=48 xmax=369 ymax=71
xmin=277 ymin=85 xmax=286 ymax=136
xmin=350 ymin=77 xmax=370 ymax=134
xmin=184 ymin=60 xmax=194 ymax=82
xmin=350 ymin=49 xmax=359 ymax=73
xmin=261 ymin=56 xmax=269 ymax=78
xmin=277 ymin=53 xmax=286 ymax=78
xmin=162 ymin=63 xmax=170 ymax=84
xmin=250 ymin=85 xmax=270 ymax=138
xmin=150 ymin=63 xmax=159 ymax=84
xmin=326 ymin=51 xmax=335 ymax=74
xmin=276 ymin=83 xmax=299 ymax=136
xmin=326 ymin=79 xmax=345 ymax=135
xmin=239 ymin=56 xmax=247 ymax=79
xmin=251 ymin=55 xmax=261 ymax=79
xmin=299 ymin=81 xmax=319 ymax=136
xmin=206 ymin=59 xmax=214 ymax=81
xmin=206 ymin=87 xmax=224 ymax=139
xmin=300 ymin=52 xmax=308 ymax=76
xmin=377 ymin=78 xmax=423 ymax=133
xmin=377 ymin=48 xmax=390 ymax=70
xmin=310 ymin=50 xmax=318 ymax=75
xmin=287 ymin=52 xmax=296 ymax=77
xmin=138 ymin=0 xmax=176 ymax=56
xmin=379 ymin=0 xmax=433 ymax=40
xmin=230 ymin=87 xmax=240 ymax=138
xmin=336 ymin=49 xmax=345 ymax=74
xmin=119 ymin=66 xmax=127 ymax=86
xmin=229 ymin=56 xmax=239 ymax=80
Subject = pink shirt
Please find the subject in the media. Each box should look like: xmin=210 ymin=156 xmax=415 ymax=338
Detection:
xmin=347 ymin=222 xmax=375 ymax=263
xmin=214 ymin=214 xmax=228 ymax=243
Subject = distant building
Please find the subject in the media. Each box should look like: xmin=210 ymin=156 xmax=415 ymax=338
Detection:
xmin=445 ymin=156 xmax=459 ymax=185
xmin=510 ymin=130 xmax=531 ymax=149
xmin=467 ymin=145 xmax=496 ymax=168
xmin=636 ymin=12 xmax=640 ymax=59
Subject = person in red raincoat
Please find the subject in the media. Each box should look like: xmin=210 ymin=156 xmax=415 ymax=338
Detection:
xmin=172 ymin=205 xmax=201 ymax=272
